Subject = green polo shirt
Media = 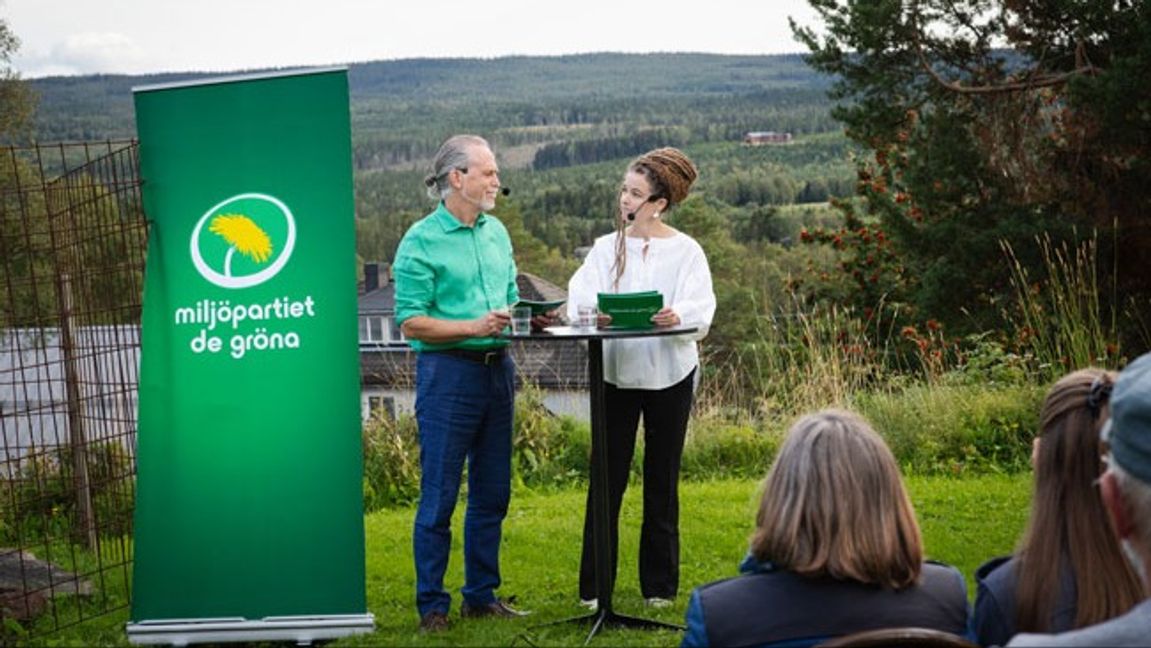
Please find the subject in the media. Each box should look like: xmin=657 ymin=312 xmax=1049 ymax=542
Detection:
xmin=393 ymin=203 xmax=519 ymax=352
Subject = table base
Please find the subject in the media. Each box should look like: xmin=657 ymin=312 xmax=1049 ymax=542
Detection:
xmin=528 ymin=608 xmax=684 ymax=645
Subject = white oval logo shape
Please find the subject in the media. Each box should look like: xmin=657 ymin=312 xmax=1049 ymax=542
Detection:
xmin=190 ymin=193 xmax=296 ymax=289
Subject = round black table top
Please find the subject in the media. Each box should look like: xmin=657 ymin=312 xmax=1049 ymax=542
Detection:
xmin=502 ymin=324 xmax=698 ymax=341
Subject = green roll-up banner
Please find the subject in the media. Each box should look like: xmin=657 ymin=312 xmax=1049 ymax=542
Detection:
xmin=127 ymin=68 xmax=373 ymax=645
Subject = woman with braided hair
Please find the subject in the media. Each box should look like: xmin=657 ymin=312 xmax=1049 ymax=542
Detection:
xmin=566 ymin=147 xmax=716 ymax=609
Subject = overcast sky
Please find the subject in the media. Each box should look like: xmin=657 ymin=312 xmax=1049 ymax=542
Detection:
xmin=4 ymin=0 xmax=820 ymax=78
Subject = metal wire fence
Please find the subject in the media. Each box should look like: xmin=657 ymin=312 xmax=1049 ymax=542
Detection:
xmin=0 ymin=140 xmax=146 ymax=638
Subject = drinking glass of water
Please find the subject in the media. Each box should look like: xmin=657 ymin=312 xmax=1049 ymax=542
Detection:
xmin=511 ymin=306 xmax=533 ymax=335
xmin=577 ymin=305 xmax=598 ymax=330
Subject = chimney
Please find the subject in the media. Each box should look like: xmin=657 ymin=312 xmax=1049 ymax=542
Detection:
xmin=364 ymin=262 xmax=380 ymax=293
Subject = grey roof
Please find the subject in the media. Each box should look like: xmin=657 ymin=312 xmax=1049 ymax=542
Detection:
xmin=516 ymin=272 xmax=567 ymax=303
xmin=356 ymin=271 xmax=585 ymax=387
xmin=358 ymin=280 xmax=395 ymax=315
xmin=510 ymin=338 xmax=588 ymax=388
xmin=358 ymin=271 xmax=567 ymax=314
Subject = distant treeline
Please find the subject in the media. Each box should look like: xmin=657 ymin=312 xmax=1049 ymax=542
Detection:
xmin=27 ymin=51 xmax=853 ymax=276
xmin=30 ymin=52 xmax=837 ymax=167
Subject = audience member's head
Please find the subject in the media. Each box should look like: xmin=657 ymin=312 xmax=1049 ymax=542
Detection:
xmin=750 ymin=409 xmax=922 ymax=589
xmin=1101 ymin=353 xmax=1151 ymax=594
xmin=1015 ymin=367 xmax=1143 ymax=631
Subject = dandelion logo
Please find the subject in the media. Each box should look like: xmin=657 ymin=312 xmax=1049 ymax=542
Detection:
xmin=190 ymin=193 xmax=296 ymax=289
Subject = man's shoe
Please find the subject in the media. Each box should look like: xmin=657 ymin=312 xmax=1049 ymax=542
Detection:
xmin=579 ymin=598 xmax=598 ymax=611
xmin=645 ymin=597 xmax=674 ymax=609
xmin=419 ymin=610 xmax=450 ymax=632
xmin=460 ymin=596 xmax=530 ymax=619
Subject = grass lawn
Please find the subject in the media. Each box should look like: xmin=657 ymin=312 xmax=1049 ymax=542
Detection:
xmin=345 ymin=473 xmax=1031 ymax=647
xmin=27 ymin=473 xmax=1030 ymax=647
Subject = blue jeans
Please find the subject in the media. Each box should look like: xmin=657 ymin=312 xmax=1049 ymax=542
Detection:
xmin=412 ymin=351 xmax=515 ymax=617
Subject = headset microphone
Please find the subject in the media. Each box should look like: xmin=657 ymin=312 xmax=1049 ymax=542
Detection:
xmin=625 ymin=196 xmax=655 ymax=221
xmin=459 ymin=185 xmax=508 ymax=208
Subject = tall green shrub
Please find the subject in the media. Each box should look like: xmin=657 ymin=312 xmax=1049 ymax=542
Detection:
xmin=0 ymin=442 xmax=134 ymax=545
xmin=513 ymin=382 xmax=589 ymax=489
xmin=361 ymin=413 xmax=420 ymax=512
xmin=856 ymin=383 xmax=1042 ymax=475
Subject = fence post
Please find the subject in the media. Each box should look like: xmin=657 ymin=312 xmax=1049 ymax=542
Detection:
xmin=58 ymin=269 xmax=97 ymax=551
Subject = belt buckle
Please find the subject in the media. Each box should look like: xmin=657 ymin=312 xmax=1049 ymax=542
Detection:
xmin=482 ymin=350 xmax=500 ymax=365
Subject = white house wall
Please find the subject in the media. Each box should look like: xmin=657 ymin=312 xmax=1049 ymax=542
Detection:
xmin=0 ymin=327 xmax=141 ymax=474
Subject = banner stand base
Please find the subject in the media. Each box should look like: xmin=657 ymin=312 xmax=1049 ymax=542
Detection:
xmin=127 ymin=613 xmax=375 ymax=646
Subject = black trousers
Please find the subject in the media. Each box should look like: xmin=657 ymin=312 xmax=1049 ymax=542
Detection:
xmin=579 ymin=368 xmax=696 ymax=600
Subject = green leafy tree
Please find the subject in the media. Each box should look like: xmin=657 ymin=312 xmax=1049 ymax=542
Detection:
xmin=491 ymin=199 xmax=579 ymax=287
xmin=1 ymin=19 xmax=144 ymax=327
xmin=2 ymin=168 xmax=149 ymax=328
xmin=0 ymin=17 xmax=42 ymax=326
xmin=670 ymin=197 xmax=765 ymax=355
xmin=0 ymin=15 xmax=33 ymax=143
xmin=792 ymin=0 xmax=1151 ymax=343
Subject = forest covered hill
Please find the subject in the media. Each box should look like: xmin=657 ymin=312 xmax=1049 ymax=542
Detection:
xmin=27 ymin=53 xmax=851 ymax=278
xmin=23 ymin=51 xmax=857 ymax=350
xmin=28 ymin=53 xmax=830 ymax=142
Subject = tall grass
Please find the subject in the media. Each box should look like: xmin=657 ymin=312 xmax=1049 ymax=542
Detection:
xmin=357 ymin=272 xmax=1053 ymax=511
xmin=359 ymin=374 xmax=1038 ymax=510
xmin=857 ymin=383 xmax=1041 ymax=475
xmin=699 ymin=294 xmax=903 ymax=422
xmin=693 ymin=231 xmax=1117 ymax=443
xmin=1002 ymin=233 xmax=1119 ymax=380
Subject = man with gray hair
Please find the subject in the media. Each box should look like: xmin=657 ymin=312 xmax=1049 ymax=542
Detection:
xmin=393 ymin=134 xmax=527 ymax=632
xmin=1009 ymin=352 xmax=1151 ymax=646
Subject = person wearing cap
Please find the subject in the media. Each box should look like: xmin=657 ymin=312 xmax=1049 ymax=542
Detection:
xmin=970 ymin=368 xmax=1143 ymax=646
xmin=566 ymin=146 xmax=717 ymax=609
xmin=1007 ymin=353 xmax=1151 ymax=646
xmin=393 ymin=134 xmax=528 ymax=632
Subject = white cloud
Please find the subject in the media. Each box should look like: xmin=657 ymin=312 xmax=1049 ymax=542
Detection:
xmin=6 ymin=0 xmax=820 ymax=77
xmin=48 ymin=32 xmax=147 ymax=75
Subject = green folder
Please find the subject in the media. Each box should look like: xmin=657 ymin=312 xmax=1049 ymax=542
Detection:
xmin=598 ymin=291 xmax=663 ymax=329
xmin=515 ymin=298 xmax=566 ymax=315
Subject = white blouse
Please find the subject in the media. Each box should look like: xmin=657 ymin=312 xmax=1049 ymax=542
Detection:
xmin=567 ymin=230 xmax=716 ymax=390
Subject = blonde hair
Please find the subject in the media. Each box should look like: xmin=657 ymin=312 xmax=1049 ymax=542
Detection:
xmin=750 ymin=409 xmax=923 ymax=589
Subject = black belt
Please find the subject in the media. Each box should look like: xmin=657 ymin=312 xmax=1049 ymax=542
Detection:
xmin=434 ymin=347 xmax=507 ymax=365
